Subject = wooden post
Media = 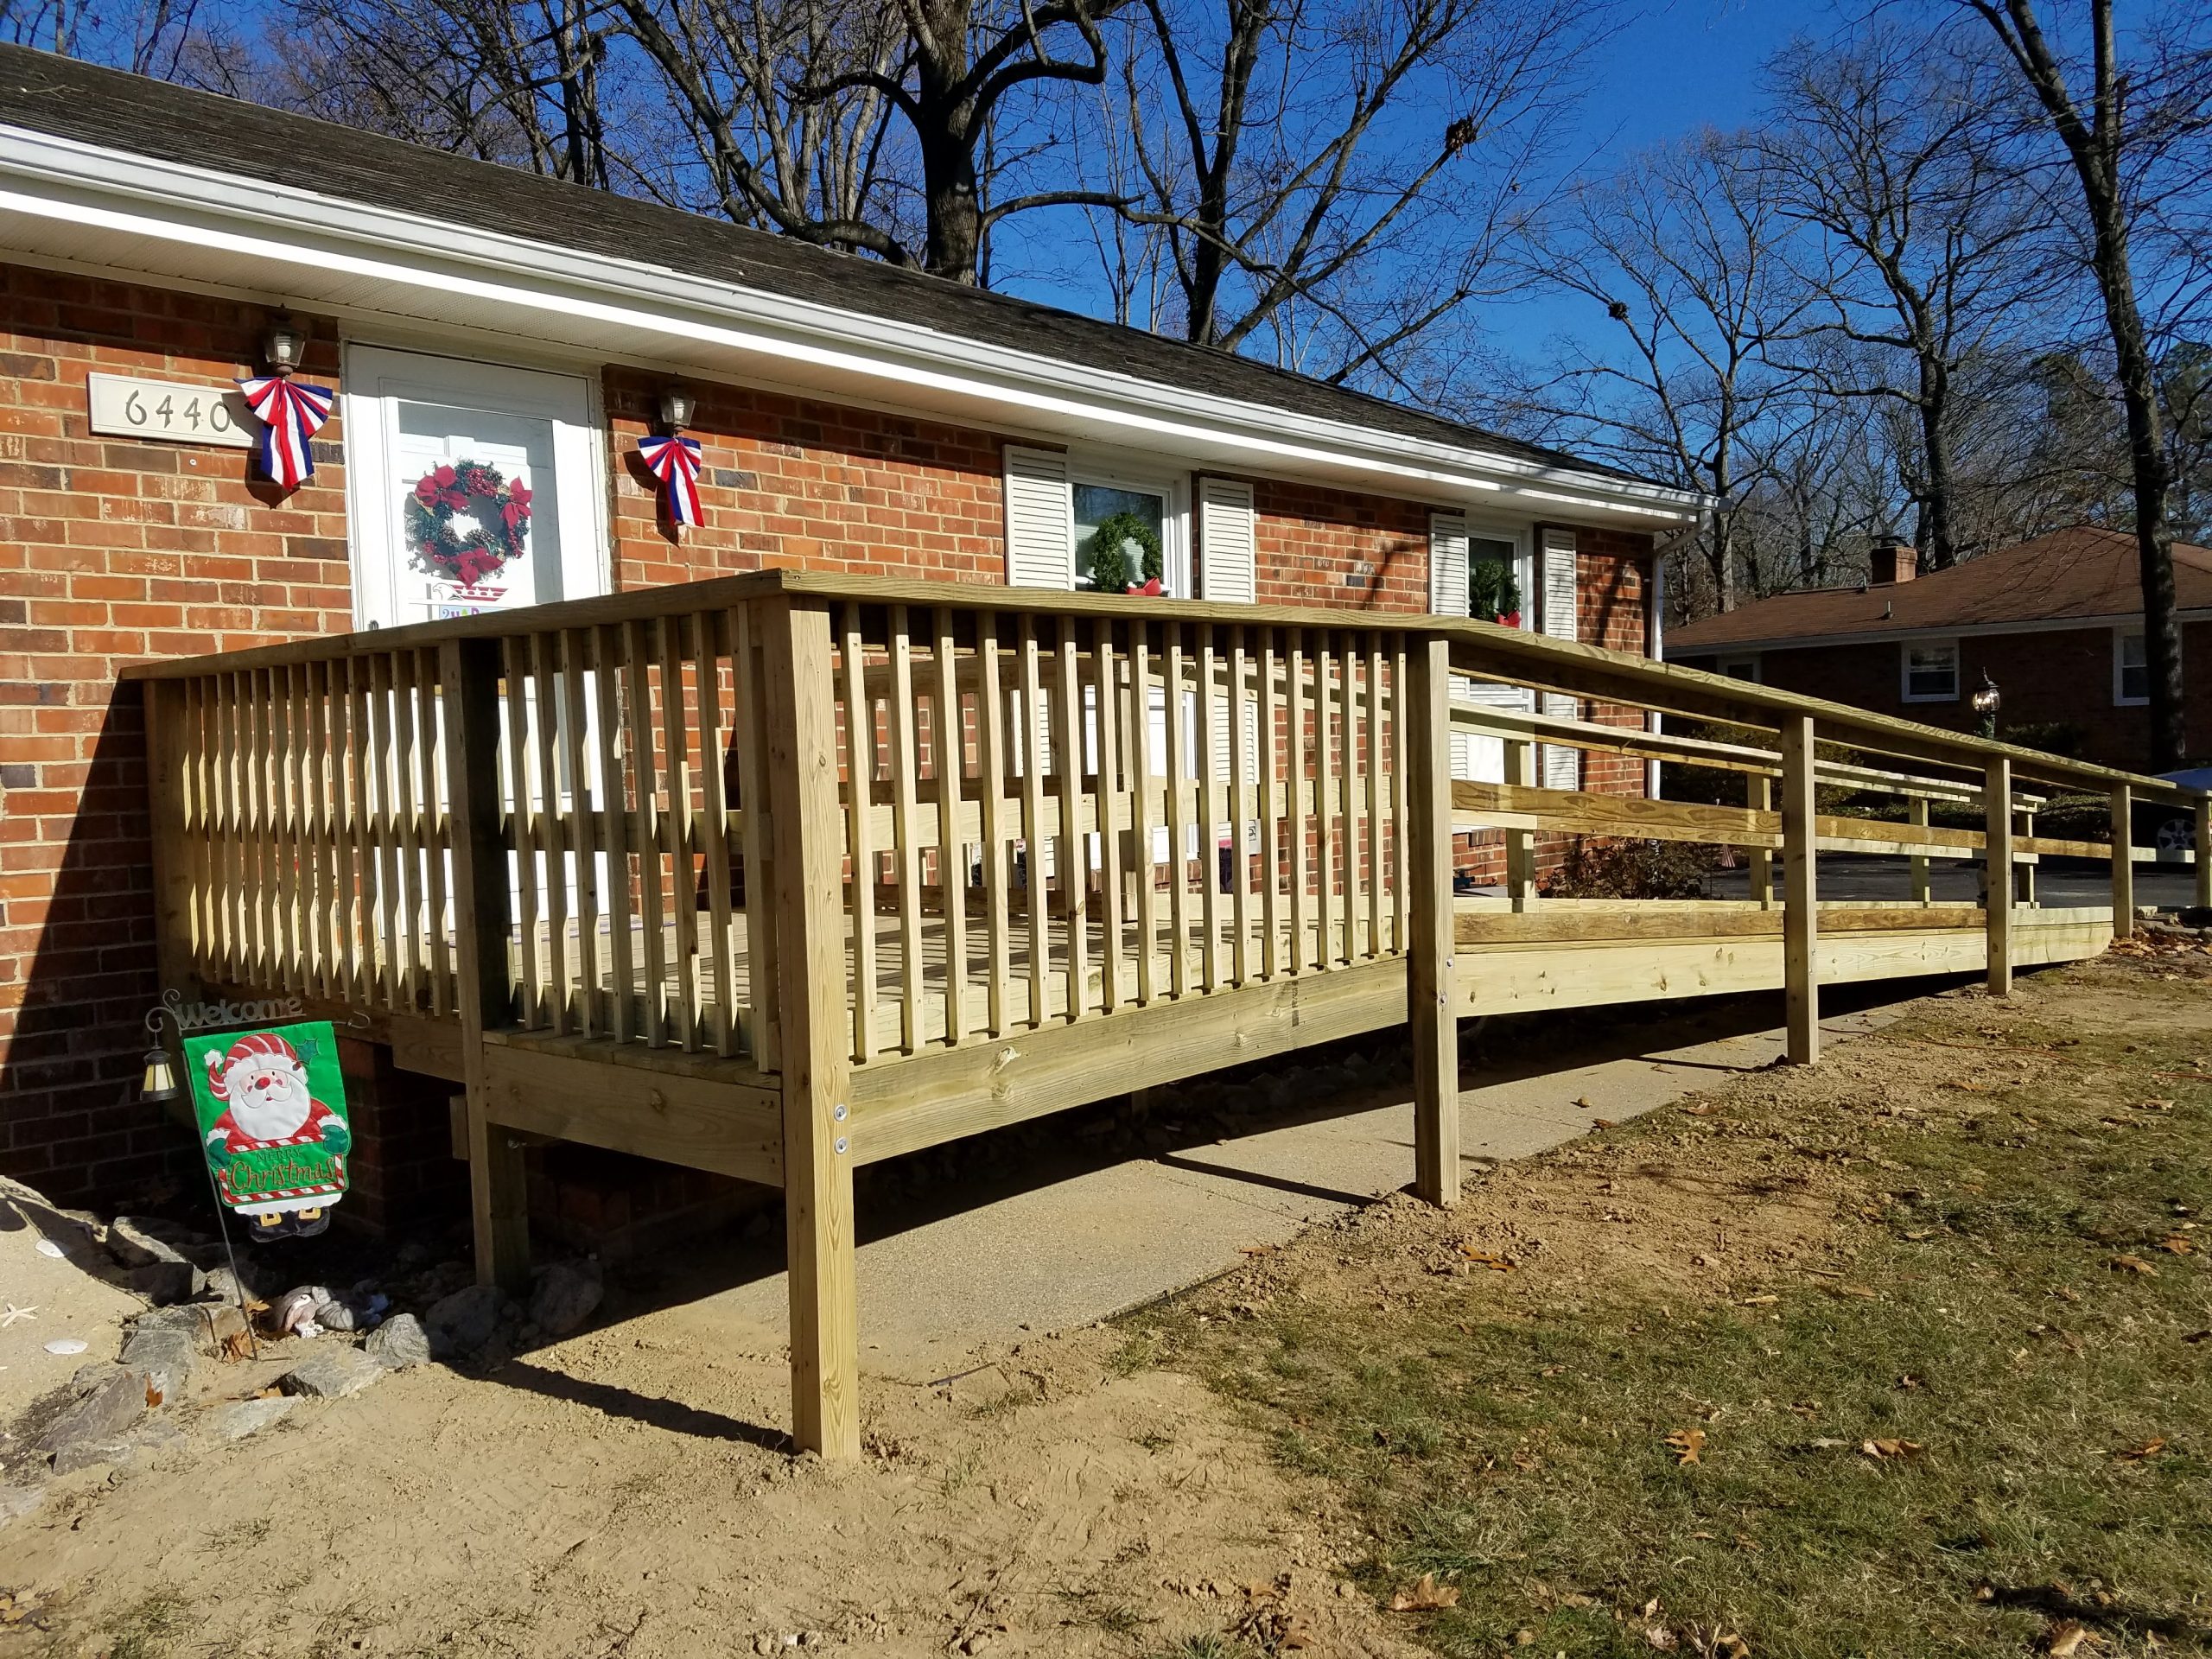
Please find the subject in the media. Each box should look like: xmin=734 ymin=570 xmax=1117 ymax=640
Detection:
xmin=760 ymin=597 xmax=861 ymax=1461
xmin=1985 ymin=753 xmax=2013 ymax=997
xmin=439 ymin=638 xmax=529 ymax=1293
xmin=1749 ymin=771 xmax=1775 ymax=908
xmin=1406 ymin=638 xmax=1459 ymax=1206
xmin=1505 ymin=737 xmax=1537 ymax=912
xmin=1908 ymin=796 xmax=1930 ymax=906
xmin=142 ymin=679 xmax=202 ymax=1007
xmin=2197 ymin=795 xmax=2212 ymax=912
xmin=2110 ymin=784 xmax=2133 ymax=939
xmin=2017 ymin=804 xmax=2037 ymax=907
xmin=1780 ymin=715 xmax=1818 ymax=1065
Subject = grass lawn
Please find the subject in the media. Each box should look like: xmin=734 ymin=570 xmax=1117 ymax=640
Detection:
xmin=1122 ymin=950 xmax=2212 ymax=1658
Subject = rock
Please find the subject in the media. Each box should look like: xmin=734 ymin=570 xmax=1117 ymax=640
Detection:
xmin=133 ymin=1302 xmax=245 ymax=1357
xmin=424 ymin=1285 xmax=509 ymax=1359
xmin=528 ymin=1260 xmax=603 ymax=1338
xmin=207 ymin=1395 xmax=299 ymax=1441
xmin=365 ymin=1313 xmax=429 ymax=1370
xmin=69 ymin=1360 xmax=125 ymax=1397
xmin=105 ymin=1215 xmax=203 ymax=1271
xmin=36 ymin=1367 xmax=147 ymax=1461
xmin=50 ymin=1439 xmax=132 ymax=1477
xmin=279 ymin=1345 xmax=389 ymax=1400
xmin=0 ymin=1486 xmax=46 ymax=1529
xmin=118 ymin=1325 xmax=196 ymax=1397
xmin=125 ymin=1258 xmax=199 ymax=1306
xmin=200 ymin=1265 xmax=262 ymax=1305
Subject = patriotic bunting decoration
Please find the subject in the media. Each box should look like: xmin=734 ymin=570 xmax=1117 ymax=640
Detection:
xmin=237 ymin=375 xmax=334 ymax=491
xmin=638 ymin=432 xmax=705 ymax=527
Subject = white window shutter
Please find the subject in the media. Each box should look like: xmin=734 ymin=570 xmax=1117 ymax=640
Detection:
xmin=1540 ymin=530 xmax=1580 ymax=790
xmin=1003 ymin=445 xmax=1073 ymax=588
xmin=1198 ymin=476 xmax=1256 ymax=603
xmin=1429 ymin=510 xmax=1469 ymax=619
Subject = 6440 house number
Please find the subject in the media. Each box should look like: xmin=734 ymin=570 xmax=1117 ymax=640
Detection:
xmin=86 ymin=372 xmax=257 ymax=449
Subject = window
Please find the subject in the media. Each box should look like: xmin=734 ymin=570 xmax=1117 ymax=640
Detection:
xmin=1074 ymin=481 xmax=1166 ymax=591
xmin=1466 ymin=531 xmax=1529 ymax=626
xmin=2116 ymin=630 xmax=2151 ymax=706
xmin=1002 ymin=447 xmax=1198 ymax=594
xmin=1901 ymin=639 xmax=1960 ymax=702
xmin=1717 ymin=656 xmax=1761 ymax=683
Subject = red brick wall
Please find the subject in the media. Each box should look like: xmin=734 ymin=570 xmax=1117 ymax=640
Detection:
xmin=1249 ymin=475 xmax=1430 ymax=611
xmin=1673 ymin=620 xmax=2212 ymax=774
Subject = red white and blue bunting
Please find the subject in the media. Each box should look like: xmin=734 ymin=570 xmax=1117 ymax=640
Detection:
xmin=638 ymin=433 xmax=704 ymax=526
xmin=237 ymin=376 xmax=334 ymax=491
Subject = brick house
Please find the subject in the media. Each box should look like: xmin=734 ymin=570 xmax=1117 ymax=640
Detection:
xmin=1668 ymin=527 xmax=2212 ymax=774
xmin=0 ymin=47 xmax=1702 ymax=1215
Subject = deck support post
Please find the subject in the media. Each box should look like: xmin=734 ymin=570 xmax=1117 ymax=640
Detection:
xmin=1986 ymin=754 xmax=2014 ymax=996
xmin=761 ymin=596 xmax=861 ymax=1461
xmin=441 ymin=637 xmax=529 ymax=1294
xmin=1407 ymin=637 xmax=1459 ymax=1206
xmin=2197 ymin=795 xmax=2212 ymax=912
xmin=1505 ymin=737 xmax=1537 ymax=912
xmin=142 ymin=678 xmax=204 ymax=1018
xmin=1780 ymin=715 xmax=1819 ymax=1065
xmin=2111 ymin=785 xmax=2133 ymax=939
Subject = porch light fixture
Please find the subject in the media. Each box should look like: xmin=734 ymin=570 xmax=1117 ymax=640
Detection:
xmin=658 ymin=385 xmax=697 ymax=431
xmin=1972 ymin=673 xmax=2001 ymax=738
xmin=261 ymin=317 xmax=307 ymax=378
xmin=140 ymin=1046 xmax=180 ymax=1103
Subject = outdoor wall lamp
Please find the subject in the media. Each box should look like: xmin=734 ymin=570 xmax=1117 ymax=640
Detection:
xmin=261 ymin=317 xmax=307 ymax=377
xmin=658 ymin=385 xmax=698 ymax=430
xmin=1973 ymin=673 xmax=2001 ymax=739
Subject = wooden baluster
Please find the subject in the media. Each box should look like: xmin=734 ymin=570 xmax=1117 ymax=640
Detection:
xmin=2110 ymin=783 xmax=2133 ymax=940
xmin=1341 ymin=642 xmax=1362 ymax=961
xmin=245 ymin=668 xmax=269 ymax=989
xmin=184 ymin=677 xmax=212 ymax=985
xmin=1507 ymin=738 xmax=1538 ymax=912
xmin=354 ymin=658 xmax=388 ymax=1009
xmin=696 ymin=614 xmax=735 ymax=1055
xmin=1229 ymin=629 xmax=1253 ymax=986
xmin=392 ymin=652 xmax=426 ymax=1012
xmin=1131 ymin=624 xmax=1159 ymax=1003
xmin=271 ymin=664 xmax=296 ymax=994
xmin=888 ymin=608 xmax=925 ymax=1052
xmin=1094 ymin=616 xmax=1124 ymax=1013
xmin=1164 ymin=624 xmax=1192 ymax=998
xmin=503 ymin=636 xmax=543 ymax=1029
xmin=935 ymin=607 xmax=970 ymax=1044
xmin=1316 ymin=635 xmax=1338 ymax=967
xmin=626 ymin=620 xmax=669 ymax=1046
xmin=1908 ymin=796 xmax=1931 ymax=906
xmin=1259 ymin=629 xmax=1281 ymax=979
xmin=561 ymin=627 xmax=603 ymax=1039
xmin=1392 ymin=641 xmax=1409 ymax=954
xmin=531 ymin=632 xmax=572 ymax=1037
xmin=1986 ymin=754 xmax=2013 ymax=997
xmin=1781 ymin=715 xmax=1819 ymax=1064
xmin=420 ymin=647 xmax=454 ymax=1019
xmin=760 ymin=596 xmax=861 ymax=1462
xmin=1366 ymin=633 xmax=1385 ymax=959
xmin=841 ymin=604 xmax=879 ymax=1059
xmin=1019 ymin=616 xmax=1048 ymax=1028
xmin=1408 ymin=637 xmax=1459 ymax=1206
xmin=976 ymin=613 xmax=1012 ymax=1036
xmin=143 ymin=679 xmax=199 ymax=1014
xmin=593 ymin=623 xmax=637 ymax=1043
xmin=658 ymin=614 xmax=700 ymax=1051
xmin=1288 ymin=631 xmax=1310 ymax=975
xmin=1055 ymin=616 xmax=1088 ymax=1020
xmin=732 ymin=607 xmax=778 ymax=1066
xmin=1197 ymin=626 xmax=1223 ymax=993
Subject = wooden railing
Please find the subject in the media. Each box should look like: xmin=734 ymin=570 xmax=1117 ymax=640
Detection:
xmin=129 ymin=570 xmax=2210 ymax=1460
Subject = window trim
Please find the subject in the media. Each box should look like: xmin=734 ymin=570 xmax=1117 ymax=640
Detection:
xmin=1716 ymin=654 xmax=1762 ymax=683
xmin=1067 ymin=452 xmax=1192 ymax=597
xmin=1899 ymin=638 xmax=1961 ymax=704
xmin=2114 ymin=626 xmax=2151 ymax=708
xmin=1464 ymin=520 xmax=1534 ymax=629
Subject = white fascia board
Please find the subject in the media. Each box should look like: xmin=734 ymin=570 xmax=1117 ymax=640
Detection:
xmin=0 ymin=125 xmax=1707 ymax=525
xmin=1667 ymin=607 xmax=2212 ymax=658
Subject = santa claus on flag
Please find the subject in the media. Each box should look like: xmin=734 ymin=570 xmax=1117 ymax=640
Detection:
xmin=200 ymin=1029 xmax=351 ymax=1238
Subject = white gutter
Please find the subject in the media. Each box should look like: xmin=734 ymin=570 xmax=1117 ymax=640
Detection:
xmin=0 ymin=125 xmax=1707 ymax=526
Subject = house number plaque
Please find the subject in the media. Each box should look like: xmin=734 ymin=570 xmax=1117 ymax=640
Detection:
xmin=87 ymin=372 xmax=256 ymax=449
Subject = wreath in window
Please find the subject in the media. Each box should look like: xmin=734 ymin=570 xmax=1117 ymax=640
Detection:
xmin=405 ymin=461 xmax=533 ymax=588
xmin=1084 ymin=510 xmax=1165 ymax=594
xmin=1470 ymin=556 xmax=1522 ymax=627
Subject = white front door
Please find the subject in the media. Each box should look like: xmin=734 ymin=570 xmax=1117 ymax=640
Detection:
xmin=343 ymin=346 xmax=609 ymax=628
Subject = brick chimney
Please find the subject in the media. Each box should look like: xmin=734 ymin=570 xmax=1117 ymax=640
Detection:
xmin=1870 ymin=535 xmax=1918 ymax=585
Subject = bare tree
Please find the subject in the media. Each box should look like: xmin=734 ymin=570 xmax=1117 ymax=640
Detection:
xmin=1961 ymin=0 xmax=2212 ymax=765
xmin=1096 ymin=0 xmax=1599 ymax=382
xmin=1756 ymin=24 xmax=2058 ymax=571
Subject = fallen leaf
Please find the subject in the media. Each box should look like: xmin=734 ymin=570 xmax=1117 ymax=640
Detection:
xmin=1388 ymin=1573 xmax=1460 ymax=1612
xmin=2158 ymin=1236 xmax=2195 ymax=1255
xmin=143 ymin=1380 xmax=163 ymax=1409
xmin=2112 ymin=1438 xmax=2169 ymax=1462
xmin=1681 ymin=1103 xmax=1719 ymax=1117
xmin=1643 ymin=1628 xmax=1679 ymax=1650
xmin=2110 ymin=1254 xmax=2160 ymax=1276
xmin=1459 ymin=1246 xmax=1517 ymax=1271
xmin=2044 ymin=1619 xmax=2097 ymax=1656
xmin=1664 ymin=1427 xmax=1706 ymax=1465
xmin=1859 ymin=1438 xmax=1923 ymax=1460
xmin=1592 ymin=1118 xmax=1618 ymax=1130
xmin=1739 ymin=1294 xmax=1779 ymax=1306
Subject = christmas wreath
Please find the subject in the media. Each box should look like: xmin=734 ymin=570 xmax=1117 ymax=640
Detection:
xmin=1084 ymin=510 xmax=1165 ymax=594
xmin=406 ymin=461 xmax=532 ymax=587
xmin=1470 ymin=556 xmax=1522 ymax=627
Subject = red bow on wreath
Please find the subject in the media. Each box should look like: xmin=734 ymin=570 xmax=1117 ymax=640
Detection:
xmin=638 ymin=434 xmax=703 ymax=527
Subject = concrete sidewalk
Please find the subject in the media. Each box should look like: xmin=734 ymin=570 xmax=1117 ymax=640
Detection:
xmin=649 ymin=992 xmax=1903 ymax=1378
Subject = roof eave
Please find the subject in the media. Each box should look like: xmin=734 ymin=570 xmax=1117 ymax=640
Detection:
xmin=0 ymin=124 xmax=1710 ymax=527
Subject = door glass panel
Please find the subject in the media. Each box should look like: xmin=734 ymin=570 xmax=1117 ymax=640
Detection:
xmin=392 ymin=404 xmax=563 ymax=623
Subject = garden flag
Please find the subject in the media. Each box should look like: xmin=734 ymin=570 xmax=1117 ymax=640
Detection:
xmin=181 ymin=1022 xmax=352 ymax=1242
xmin=638 ymin=432 xmax=704 ymax=526
xmin=236 ymin=376 xmax=334 ymax=490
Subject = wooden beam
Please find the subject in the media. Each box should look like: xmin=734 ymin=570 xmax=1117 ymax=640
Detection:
xmin=480 ymin=1039 xmax=781 ymax=1185
xmin=438 ymin=636 xmax=529 ymax=1294
xmin=1456 ymin=905 xmax=1984 ymax=945
xmin=760 ymin=596 xmax=861 ymax=1462
xmin=1407 ymin=639 xmax=1459 ymax=1206
xmin=2111 ymin=785 xmax=2133 ymax=939
xmin=1986 ymin=754 xmax=2014 ymax=997
xmin=1780 ymin=715 xmax=1818 ymax=1065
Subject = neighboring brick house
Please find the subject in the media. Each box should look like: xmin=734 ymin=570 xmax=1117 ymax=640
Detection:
xmin=1669 ymin=527 xmax=2212 ymax=775
xmin=0 ymin=47 xmax=1702 ymax=1213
